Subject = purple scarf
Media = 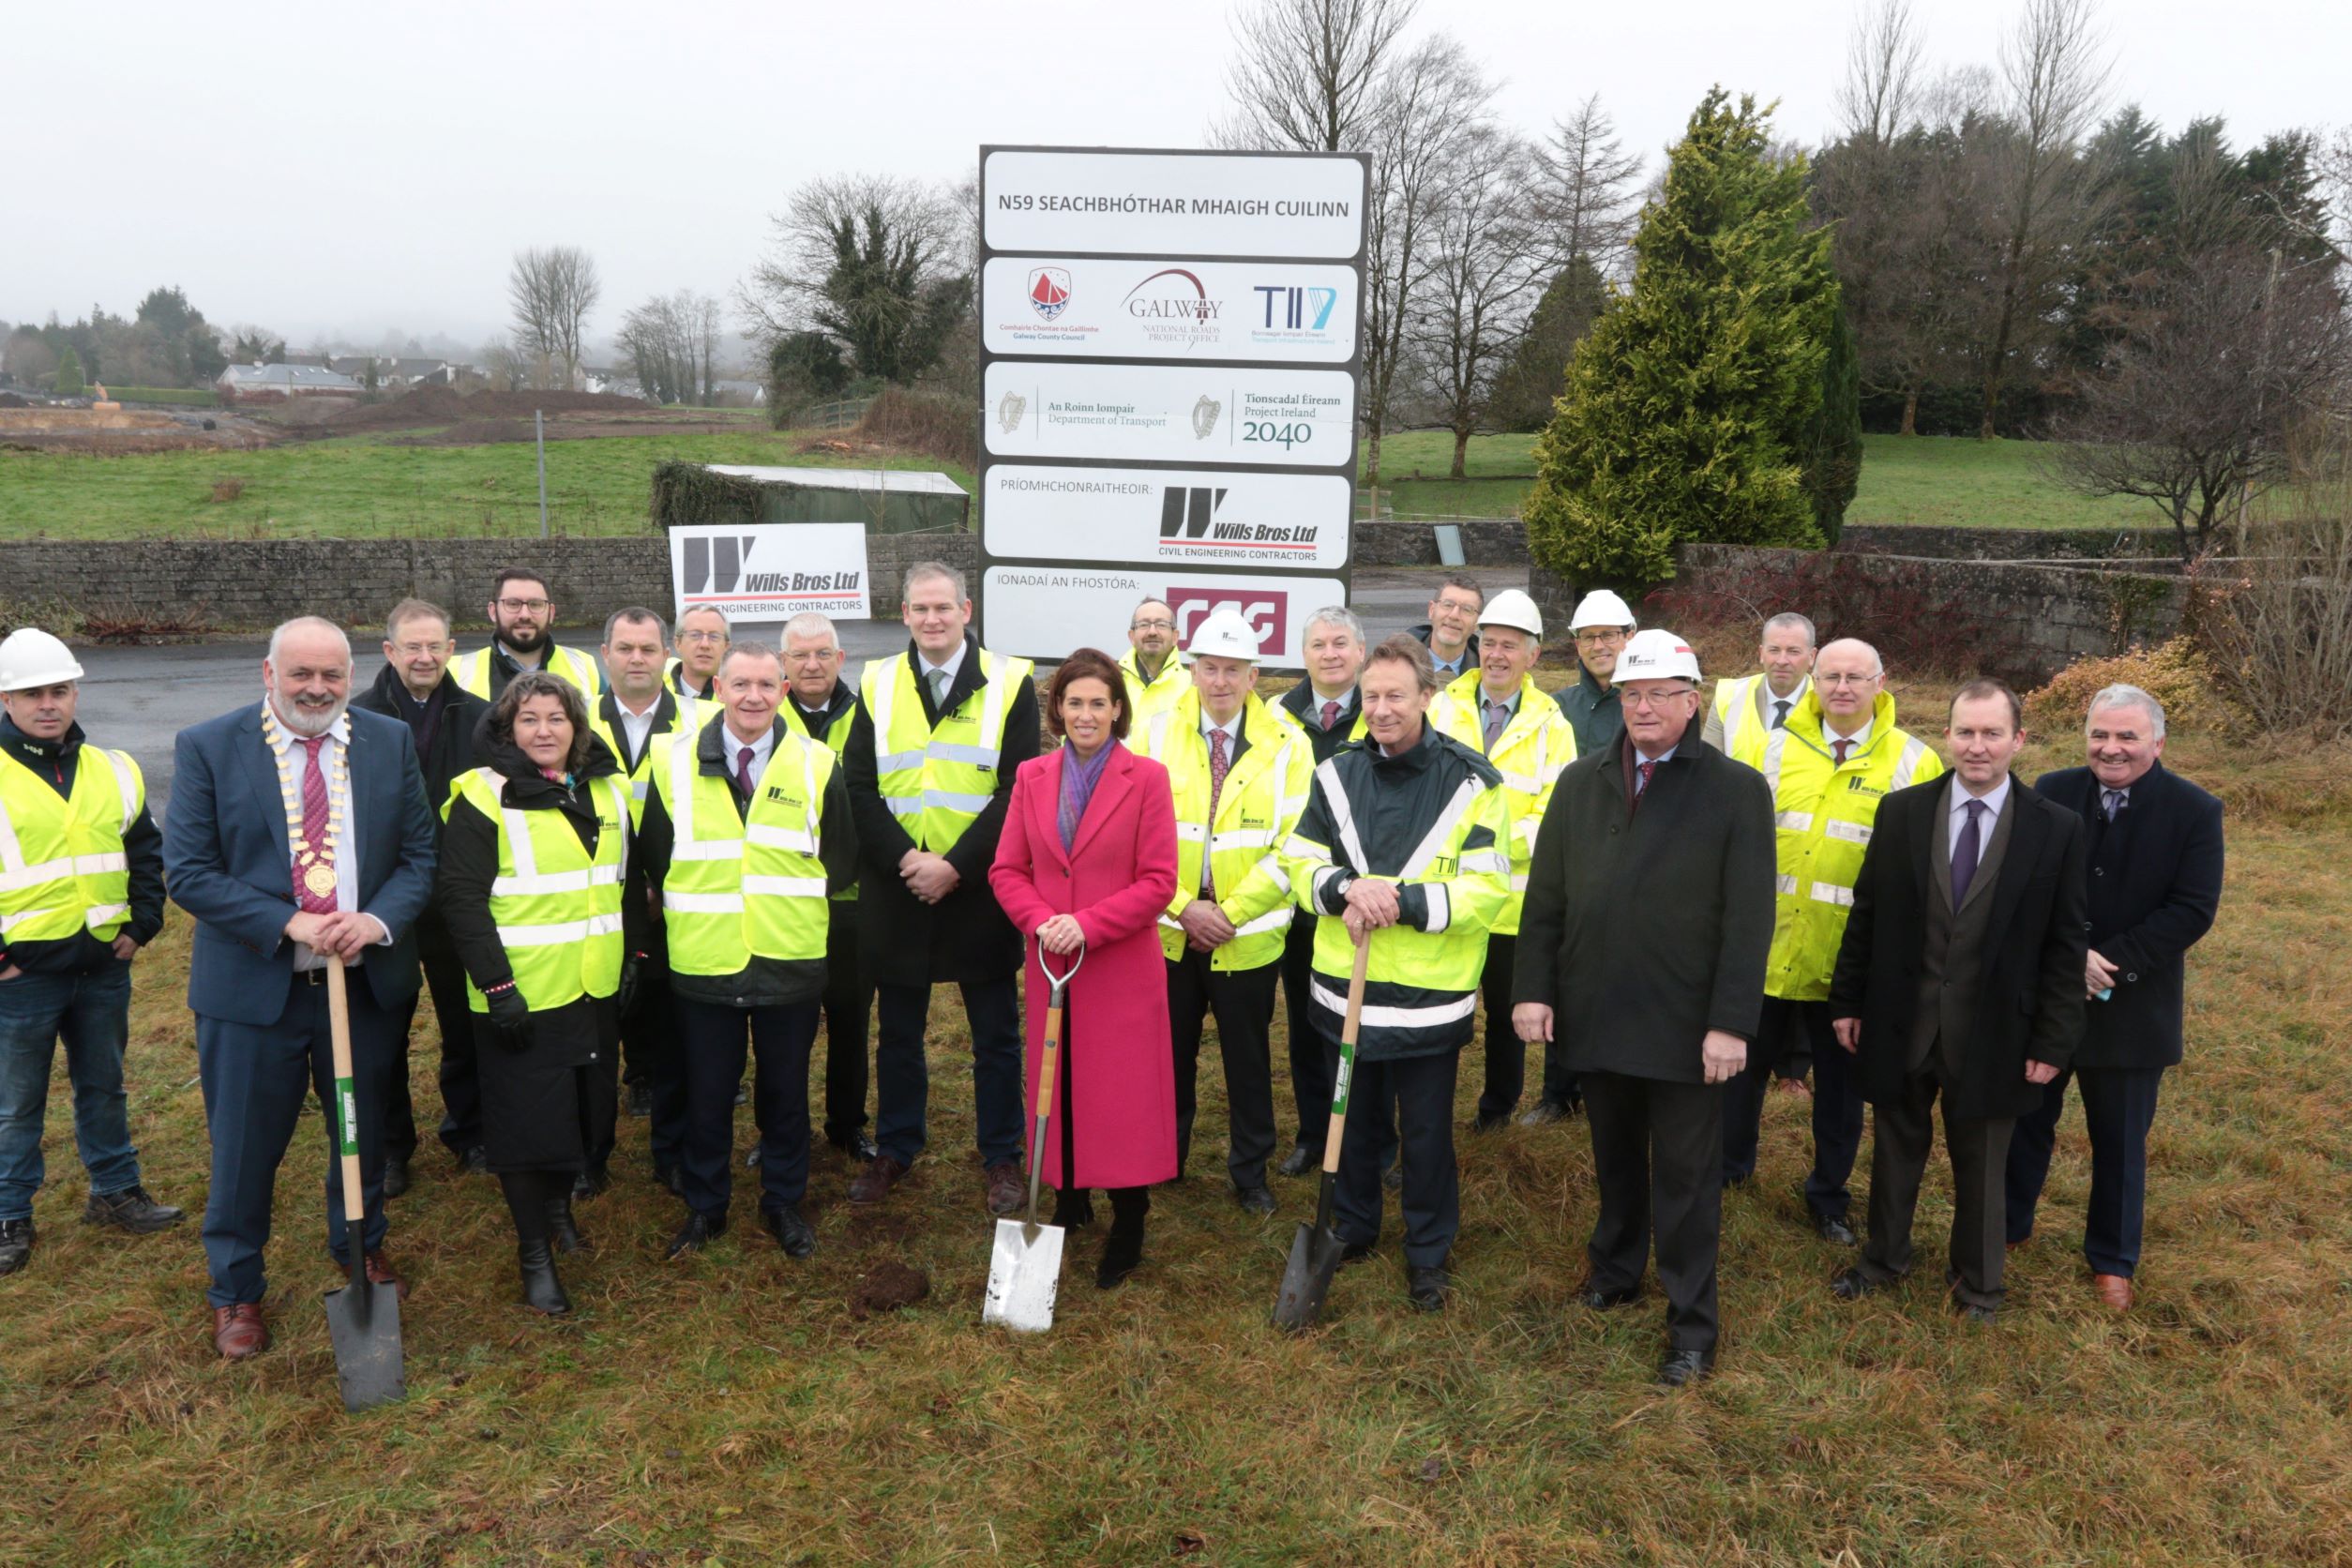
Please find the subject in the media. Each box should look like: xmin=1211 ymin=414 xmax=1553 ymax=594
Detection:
xmin=1058 ymin=740 xmax=1117 ymax=852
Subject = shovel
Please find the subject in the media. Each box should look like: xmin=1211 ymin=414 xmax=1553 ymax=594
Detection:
xmin=321 ymin=960 xmax=405 ymax=1412
xmin=1274 ymin=930 xmax=1371 ymax=1333
xmin=982 ymin=938 xmax=1085 ymax=1333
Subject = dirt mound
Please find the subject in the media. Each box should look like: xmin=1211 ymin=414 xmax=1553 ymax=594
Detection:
xmin=316 ymin=386 xmax=654 ymax=434
xmin=846 ymin=1259 xmax=930 ymax=1319
xmin=0 ymin=392 xmax=27 ymax=408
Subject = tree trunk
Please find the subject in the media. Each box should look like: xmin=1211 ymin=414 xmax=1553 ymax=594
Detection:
xmin=1900 ymin=386 xmax=1919 ymax=437
xmin=1364 ymin=420 xmax=1384 ymax=490
xmin=1451 ymin=426 xmax=1470 ymax=479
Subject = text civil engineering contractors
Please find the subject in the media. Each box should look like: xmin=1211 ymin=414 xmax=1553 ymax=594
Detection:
xmin=975 ymin=145 xmax=1370 ymax=669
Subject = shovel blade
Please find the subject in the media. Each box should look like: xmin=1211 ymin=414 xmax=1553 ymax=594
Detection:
xmin=981 ymin=1218 xmax=1063 ymax=1333
xmin=323 ymin=1282 xmax=405 ymax=1413
xmin=1274 ymin=1220 xmax=1345 ymax=1332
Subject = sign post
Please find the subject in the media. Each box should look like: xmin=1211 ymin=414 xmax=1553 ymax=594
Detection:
xmin=975 ymin=145 xmax=1370 ymax=670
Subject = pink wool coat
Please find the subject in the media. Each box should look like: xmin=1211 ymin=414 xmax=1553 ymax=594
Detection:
xmin=989 ymin=743 xmax=1180 ymax=1191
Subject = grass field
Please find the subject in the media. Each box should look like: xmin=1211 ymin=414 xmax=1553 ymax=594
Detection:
xmin=2 ymin=671 xmax=2346 ymax=1565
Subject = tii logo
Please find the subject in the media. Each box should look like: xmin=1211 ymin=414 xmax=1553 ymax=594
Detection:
xmin=1157 ymin=486 xmax=1229 ymax=540
xmin=1253 ymin=285 xmax=1339 ymax=331
xmin=683 ymin=535 xmax=756 ymax=595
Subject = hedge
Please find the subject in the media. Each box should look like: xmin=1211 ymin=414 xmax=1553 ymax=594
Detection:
xmin=102 ymin=386 xmax=219 ymax=408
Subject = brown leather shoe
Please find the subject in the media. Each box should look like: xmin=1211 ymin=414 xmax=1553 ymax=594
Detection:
xmin=364 ymin=1249 xmax=411 ymax=1302
xmin=2091 ymin=1272 xmax=2133 ymax=1311
xmin=848 ymin=1153 xmax=908 ymax=1206
xmin=214 ymin=1303 xmax=270 ymax=1360
xmin=984 ymin=1160 xmax=1024 ymax=1217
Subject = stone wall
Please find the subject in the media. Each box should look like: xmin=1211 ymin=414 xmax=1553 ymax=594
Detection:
xmin=1836 ymin=523 xmax=2175 ymax=561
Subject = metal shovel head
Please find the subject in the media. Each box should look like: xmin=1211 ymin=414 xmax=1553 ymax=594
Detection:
xmin=323 ymin=1281 xmax=406 ymax=1412
xmin=981 ymin=1217 xmax=1064 ymax=1333
xmin=1274 ymin=1220 xmax=1346 ymax=1332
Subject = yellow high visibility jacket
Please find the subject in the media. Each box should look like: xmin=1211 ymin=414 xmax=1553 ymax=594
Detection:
xmin=1711 ymin=671 xmax=1811 ymax=770
xmin=1118 ymin=648 xmax=1188 ymax=736
xmin=654 ymin=723 xmax=836 ymax=975
xmin=450 ymin=643 xmax=606 ymax=702
xmin=1757 ymin=689 xmax=1943 ymax=1001
xmin=1141 ymin=689 xmax=1313 ymax=971
xmin=860 ymin=647 xmax=1033 ymax=854
xmin=664 ymin=657 xmax=716 ymax=701
xmin=784 ymin=686 xmax=860 ymax=903
xmin=0 ymin=745 xmax=142 ymax=944
xmin=446 ymin=768 xmax=631 ymax=1013
xmin=583 ymin=693 xmax=702 ymax=827
xmin=1428 ymin=670 xmax=1577 ymax=936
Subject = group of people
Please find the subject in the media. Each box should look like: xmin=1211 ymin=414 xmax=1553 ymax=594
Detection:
xmin=0 ymin=560 xmax=2223 ymax=1386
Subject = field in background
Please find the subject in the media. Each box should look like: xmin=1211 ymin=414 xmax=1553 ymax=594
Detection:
xmin=1 ymin=673 xmax=2347 ymax=1565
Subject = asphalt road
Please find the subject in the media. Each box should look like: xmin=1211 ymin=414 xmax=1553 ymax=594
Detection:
xmin=76 ymin=565 xmax=1524 ymax=822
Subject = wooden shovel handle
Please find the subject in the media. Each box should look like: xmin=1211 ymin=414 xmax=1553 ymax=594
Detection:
xmin=324 ymin=961 xmax=366 ymax=1227
xmin=1317 ymin=934 xmax=1372 ymax=1178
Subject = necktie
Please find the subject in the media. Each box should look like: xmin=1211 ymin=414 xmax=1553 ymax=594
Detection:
xmin=1952 ymin=797 xmax=1986 ymax=905
xmin=736 ymin=745 xmax=756 ymax=795
xmin=2103 ymin=789 xmax=2125 ymax=822
xmin=1484 ymin=700 xmax=1508 ymax=751
xmin=1203 ymin=729 xmax=1231 ymax=895
xmin=1772 ymin=698 xmax=1791 ymax=730
xmin=1832 ymin=737 xmax=1850 ymax=766
xmin=1319 ymin=700 xmax=1340 ymax=732
xmin=297 ymin=736 xmax=336 ymax=914
xmin=1635 ymin=759 xmax=1656 ymax=795
xmin=928 ymin=668 xmax=951 ymax=710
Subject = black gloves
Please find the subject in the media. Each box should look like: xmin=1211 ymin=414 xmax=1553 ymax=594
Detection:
xmin=615 ymin=955 xmax=643 ymax=1019
xmin=485 ymin=982 xmax=535 ymax=1053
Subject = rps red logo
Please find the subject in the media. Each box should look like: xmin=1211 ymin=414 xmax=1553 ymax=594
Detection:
xmin=1168 ymin=587 xmax=1289 ymax=654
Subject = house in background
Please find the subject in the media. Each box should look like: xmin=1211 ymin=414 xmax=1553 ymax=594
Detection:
xmin=217 ymin=362 xmax=362 ymax=401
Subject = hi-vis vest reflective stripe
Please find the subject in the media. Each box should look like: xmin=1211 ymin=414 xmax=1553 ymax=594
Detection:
xmin=0 ymin=746 xmax=142 ymax=943
xmin=1142 ymin=691 xmax=1312 ymax=971
xmin=658 ymin=728 xmax=834 ymax=976
xmin=797 ymin=701 xmax=860 ymax=904
xmin=1716 ymin=673 xmax=1809 ymax=770
xmin=861 ymin=649 xmax=1032 ymax=853
xmin=585 ymin=696 xmax=701 ymax=826
xmin=1119 ymin=649 xmax=1187 ymax=736
xmin=1428 ymin=670 xmax=1577 ymax=934
xmin=1756 ymin=692 xmax=1942 ymax=1001
xmin=450 ymin=768 xmax=631 ymax=1013
xmin=450 ymin=644 xmax=606 ymax=702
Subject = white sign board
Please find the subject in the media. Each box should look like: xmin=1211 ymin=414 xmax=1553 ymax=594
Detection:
xmin=981 ymin=565 xmax=1346 ymax=670
xmin=982 ymin=257 xmax=1358 ymax=362
xmin=668 ymin=522 xmax=872 ymax=623
xmin=983 ymin=149 xmax=1368 ymax=259
xmin=983 ymin=465 xmax=1351 ymax=571
xmin=984 ymin=361 xmax=1356 ymax=469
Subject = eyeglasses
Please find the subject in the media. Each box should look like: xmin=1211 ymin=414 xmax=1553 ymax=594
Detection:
xmin=1576 ymin=629 xmax=1627 ymax=646
xmin=1816 ymin=672 xmax=1878 ymax=687
xmin=389 ymin=641 xmax=445 ymax=658
xmin=1131 ymin=618 xmax=1175 ymax=631
xmin=677 ymin=630 xmax=729 ymax=645
xmin=496 ymin=597 xmax=550 ymax=614
xmin=1620 ymin=687 xmax=1696 ymax=711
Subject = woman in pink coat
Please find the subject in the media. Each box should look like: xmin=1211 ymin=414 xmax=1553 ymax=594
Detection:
xmin=990 ymin=647 xmax=1180 ymax=1289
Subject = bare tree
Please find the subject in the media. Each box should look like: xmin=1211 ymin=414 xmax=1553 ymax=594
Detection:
xmin=1409 ymin=127 xmax=1545 ymax=476
xmin=479 ymin=333 xmax=530 ymax=394
xmin=1835 ymin=0 xmax=1925 ymax=147
xmin=1532 ymin=93 xmax=1643 ymax=279
xmin=738 ymin=173 xmax=967 ymax=385
xmin=1211 ymin=0 xmax=1418 ymax=151
xmin=507 ymin=246 xmax=602 ymax=388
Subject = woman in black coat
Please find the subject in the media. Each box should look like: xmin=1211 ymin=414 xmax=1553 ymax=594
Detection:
xmin=435 ymin=672 xmax=645 ymax=1314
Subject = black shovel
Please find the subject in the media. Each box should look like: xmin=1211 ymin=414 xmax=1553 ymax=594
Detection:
xmin=322 ymin=961 xmax=404 ymax=1412
xmin=1274 ymin=931 xmax=1370 ymax=1332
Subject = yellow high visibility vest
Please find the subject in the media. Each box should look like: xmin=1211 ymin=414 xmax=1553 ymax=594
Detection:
xmin=1756 ymin=690 xmax=1943 ymax=1001
xmin=450 ymin=643 xmax=606 ymax=702
xmin=859 ymin=648 xmax=1032 ymax=854
xmin=583 ymin=695 xmax=701 ymax=827
xmin=0 ymin=746 xmax=142 ymax=944
xmin=787 ymin=699 xmax=860 ymax=903
xmin=654 ymin=724 xmax=834 ymax=976
xmin=1141 ymin=690 xmax=1312 ymax=970
xmin=1428 ymin=670 xmax=1577 ymax=935
xmin=1118 ymin=647 xmax=1188 ymax=736
xmin=1714 ymin=672 xmax=1810 ymax=770
xmin=447 ymin=768 xmax=631 ymax=1013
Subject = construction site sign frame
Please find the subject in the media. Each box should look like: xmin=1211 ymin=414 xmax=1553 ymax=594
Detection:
xmin=975 ymin=144 xmax=1370 ymax=671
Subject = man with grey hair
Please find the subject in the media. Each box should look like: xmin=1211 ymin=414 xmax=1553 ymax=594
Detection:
xmin=2007 ymin=684 xmax=2223 ymax=1311
xmin=167 ymin=616 xmax=439 ymax=1360
xmin=1704 ymin=611 xmax=1817 ymax=766
xmin=669 ymin=606 xmax=731 ymax=701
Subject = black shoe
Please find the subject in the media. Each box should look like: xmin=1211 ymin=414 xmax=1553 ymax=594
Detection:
xmin=546 ymin=1195 xmax=585 ymax=1255
xmin=1275 ymin=1144 xmax=1317 ymax=1178
xmin=1233 ymin=1184 xmax=1277 ymax=1216
xmin=1576 ymin=1282 xmax=1639 ymax=1311
xmin=653 ymin=1162 xmax=686 ymax=1199
xmin=1517 ymin=1098 xmax=1571 ymax=1128
xmin=381 ymin=1157 xmax=412 ymax=1200
xmin=627 ymin=1082 xmax=653 ymax=1118
xmin=1831 ymin=1266 xmax=1893 ymax=1301
xmin=1959 ymin=1303 xmax=1999 ymax=1326
xmin=83 ymin=1185 xmax=186 ymax=1233
xmin=828 ymin=1129 xmax=881 ymax=1162
xmin=666 ymin=1210 xmax=727 ymax=1259
xmin=1382 ymin=1164 xmax=1403 ymax=1192
xmin=1471 ymin=1112 xmax=1511 ymax=1134
xmin=573 ymin=1165 xmax=610 ymax=1199
xmin=1049 ymin=1189 xmax=1094 ymax=1231
xmin=1658 ymin=1348 xmax=1715 ymax=1387
xmin=517 ymin=1239 xmax=570 ymax=1315
xmin=1813 ymin=1212 xmax=1859 ymax=1246
xmin=1338 ymin=1240 xmax=1376 ymax=1269
xmin=1407 ymin=1265 xmax=1450 ymax=1312
xmin=762 ymin=1205 xmax=816 ymax=1259
xmin=461 ymin=1146 xmax=490 ymax=1176
xmin=0 ymin=1218 xmax=31 ymax=1275
xmin=1096 ymin=1223 xmax=1145 ymax=1289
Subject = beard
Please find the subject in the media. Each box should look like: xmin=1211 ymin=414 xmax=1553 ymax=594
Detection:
xmin=500 ymin=622 xmax=550 ymax=656
xmin=269 ymin=686 xmax=349 ymax=737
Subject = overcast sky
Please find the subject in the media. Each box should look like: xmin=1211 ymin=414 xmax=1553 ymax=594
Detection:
xmin=12 ymin=0 xmax=2345 ymax=353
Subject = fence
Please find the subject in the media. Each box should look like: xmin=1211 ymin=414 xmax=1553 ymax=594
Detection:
xmin=801 ymin=397 xmax=878 ymax=431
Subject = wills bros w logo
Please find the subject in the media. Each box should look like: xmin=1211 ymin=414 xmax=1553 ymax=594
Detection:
xmin=1167 ymin=587 xmax=1289 ymax=653
xmin=1157 ymin=486 xmax=1229 ymax=540
xmin=683 ymin=535 xmax=756 ymax=595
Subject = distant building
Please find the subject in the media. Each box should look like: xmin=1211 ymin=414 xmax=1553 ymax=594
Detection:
xmin=217 ymin=362 xmax=363 ymax=400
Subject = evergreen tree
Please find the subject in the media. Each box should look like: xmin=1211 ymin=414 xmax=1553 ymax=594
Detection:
xmin=1489 ymin=258 xmax=1609 ymax=434
xmin=1799 ymin=303 xmax=1862 ymax=545
xmin=54 ymin=346 xmax=85 ymax=397
xmin=1524 ymin=89 xmax=1839 ymax=591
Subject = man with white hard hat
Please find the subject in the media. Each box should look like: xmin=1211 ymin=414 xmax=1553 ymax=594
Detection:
xmin=1514 ymin=627 xmax=1774 ymax=1385
xmin=1141 ymin=609 xmax=1312 ymax=1214
xmin=0 ymin=628 xmax=182 ymax=1280
xmin=1429 ymin=590 xmax=1577 ymax=1131
xmin=1554 ymin=589 xmax=1636 ymax=757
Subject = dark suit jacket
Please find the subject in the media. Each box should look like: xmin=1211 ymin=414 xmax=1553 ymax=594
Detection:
xmin=1830 ymin=773 xmax=2089 ymax=1121
xmin=164 ymin=703 xmax=438 ymax=1025
xmin=350 ymin=664 xmax=490 ymax=828
xmin=1277 ymin=681 xmax=1362 ymax=766
xmin=2034 ymin=760 xmax=2223 ymax=1069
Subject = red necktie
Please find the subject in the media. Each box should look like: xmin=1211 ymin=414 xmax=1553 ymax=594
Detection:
xmin=1204 ymin=730 xmax=1230 ymax=896
xmin=1832 ymin=738 xmax=1850 ymax=766
xmin=736 ymin=745 xmax=756 ymax=795
xmin=297 ymin=735 xmax=337 ymax=914
xmin=1320 ymin=701 xmax=1340 ymax=732
xmin=1636 ymin=760 xmax=1656 ymax=795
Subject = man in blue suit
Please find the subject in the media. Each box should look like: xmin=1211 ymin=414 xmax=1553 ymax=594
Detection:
xmin=2007 ymin=683 xmax=2224 ymax=1310
xmin=164 ymin=617 xmax=438 ymax=1360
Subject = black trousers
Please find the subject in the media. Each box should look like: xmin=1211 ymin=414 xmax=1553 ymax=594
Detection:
xmin=1278 ymin=919 xmax=1330 ymax=1152
xmin=2005 ymin=1064 xmax=2164 ymax=1277
xmin=1860 ymin=1062 xmax=2013 ymax=1310
xmin=622 ymin=963 xmax=686 ymax=1177
xmin=1474 ymin=933 xmax=1523 ymax=1123
xmin=676 ymin=995 xmax=818 ymax=1221
xmin=1583 ymin=1069 xmax=1725 ymax=1353
xmin=873 ymin=974 xmax=1026 ymax=1169
xmin=1168 ymin=950 xmax=1279 ymax=1190
xmin=1721 ymin=998 xmax=1862 ymax=1220
xmin=385 ymin=913 xmax=475 ymax=1160
xmin=818 ymin=899 xmax=875 ymax=1145
xmin=1331 ymin=1040 xmax=1459 ymax=1269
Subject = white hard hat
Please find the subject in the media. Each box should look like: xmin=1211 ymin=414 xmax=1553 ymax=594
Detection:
xmin=1476 ymin=588 xmax=1544 ymax=638
xmin=1569 ymin=589 xmax=1636 ymax=631
xmin=1185 ymin=608 xmax=1264 ymax=662
xmin=0 ymin=628 xmax=84 ymax=692
xmin=1616 ymin=627 xmax=1702 ymax=685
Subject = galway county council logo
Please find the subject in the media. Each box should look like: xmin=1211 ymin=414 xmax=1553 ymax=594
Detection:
xmin=1026 ymin=267 xmax=1072 ymax=321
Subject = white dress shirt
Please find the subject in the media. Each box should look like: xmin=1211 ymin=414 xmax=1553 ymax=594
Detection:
xmin=1949 ymin=773 xmax=2013 ymax=853
xmin=1822 ymin=714 xmax=1874 ymax=758
xmin=612 ymin=692 xmax=661 ymax=763
xmin=919 ymin=641 xmax=968 ymax=703
xmin=264 ymin=707 xmax=391 ymax=969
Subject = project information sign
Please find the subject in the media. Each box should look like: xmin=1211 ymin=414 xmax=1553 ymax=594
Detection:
xmin=976 ymin=144 xmax=1369 ymax=670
